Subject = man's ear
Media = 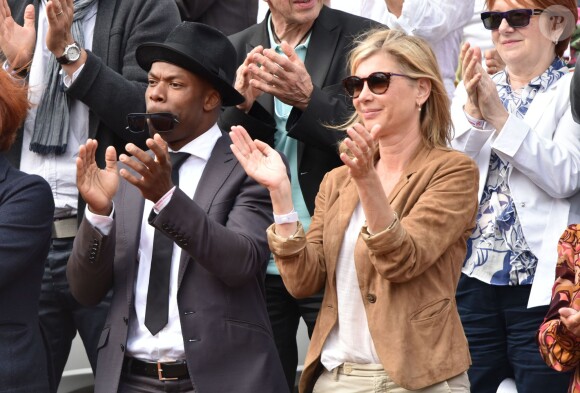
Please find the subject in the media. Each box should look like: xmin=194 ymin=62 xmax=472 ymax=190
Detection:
xmin=204 ymin=90 xmax=221 ymax=112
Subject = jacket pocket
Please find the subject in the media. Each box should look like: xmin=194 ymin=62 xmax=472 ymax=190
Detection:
xmin=410 ymin=298 xmax=451 ymax=323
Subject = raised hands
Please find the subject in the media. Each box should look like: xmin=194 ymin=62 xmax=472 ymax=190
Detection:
xmin=460 ymin=42 xmax=509 ymax=131
xmin=0 ymin=0 xmax=36 ymax=70
xmin=45 ymin=0 xmax=74 ymax=56
xmin=229 ymin=125 xmax=289 ymax=192
xmin=235 ymin=46 xmax=267 ymax=113
xmin=118 ymin=134 xmax=174 ymax=203
xmin=76 ymin=139 xmax=119 ymax=216
xmin=230 ymin=125 xmax=296 ymax=236
xmin=245 ymin=42 xmax=314 ymax=111
xmin=340 ymin=123 xmax=379 ymax=180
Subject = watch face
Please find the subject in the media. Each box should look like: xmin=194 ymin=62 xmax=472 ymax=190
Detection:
xmin=66 ymin=45 xmax=81 ymax=62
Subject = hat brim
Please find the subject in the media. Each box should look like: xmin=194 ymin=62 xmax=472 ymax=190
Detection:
xmin=136 ymin=43 xmax=245 ymax=107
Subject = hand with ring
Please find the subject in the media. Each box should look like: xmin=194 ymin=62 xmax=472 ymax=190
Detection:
xmin=340 ymin=123 xmax=378 ymax=180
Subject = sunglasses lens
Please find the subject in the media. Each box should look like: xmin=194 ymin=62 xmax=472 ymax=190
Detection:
xmin=507 ymin=10 xmax=531 ymax=28
xmin=367 ymin=73 xmax=391 ymax=95
xmin=482 ymin=13 xmax=502 ymax=29
xmin=343 ymin=76 xmax=363 ymax=98
xmin=127 ymin=115 xmax=146 ymax=132
xmin=149 ymin=114 xmax=175 ymax=132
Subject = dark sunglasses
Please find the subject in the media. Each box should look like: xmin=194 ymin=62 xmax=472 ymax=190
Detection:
xmin=481 ymin=8 xmax=543 ymax=30
xmin=342 ymin=72 xmax=411 ymax=99
xmin=125 ymin=112 xmax=180 ymax=133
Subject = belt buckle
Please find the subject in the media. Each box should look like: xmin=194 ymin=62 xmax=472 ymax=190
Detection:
xmin=157 ymin=362 xmax=178 ymax=381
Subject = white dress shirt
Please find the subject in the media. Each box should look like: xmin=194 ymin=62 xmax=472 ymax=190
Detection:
xmin=20 ymin=1 xmax=98 ymax=218
xmin=86 ymin=124 xmax=222 ymax=361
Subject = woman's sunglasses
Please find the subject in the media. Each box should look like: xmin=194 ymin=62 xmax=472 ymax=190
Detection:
xmin=126 ymin=112 xmax=180 ymax=133
xmin=481 ymin=8 xmax=543 ymax=30
xmin=342 ymin=72 xmax=411 ymax=99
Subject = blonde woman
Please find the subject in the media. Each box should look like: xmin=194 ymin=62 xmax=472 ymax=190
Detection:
xmin=230 ymin=29 xmax=479 ymax=393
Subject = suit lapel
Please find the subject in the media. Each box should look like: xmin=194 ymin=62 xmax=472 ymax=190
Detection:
xmin=304 ymin=6 xmax=340 ymax=89
xmin=176 ymin=134 xmax=238 ymax=287
xmin=91 ymin=0 xmax=116 ymax=62
xmin=0 ymin=155 xmax=10 ymax=183
xmin=524 ymin=79 xmax=561 ymax=136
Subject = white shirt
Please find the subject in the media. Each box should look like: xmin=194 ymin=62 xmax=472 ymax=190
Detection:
xmin=321 ymin=203 xmax=381 ymax=370
xmin=86 ymin=124 xmax=222 ymax=361
xmin=20 ymin=1 xmax=98 ymax=218
xmin=381 ymin=0 xmax=475 ymax=97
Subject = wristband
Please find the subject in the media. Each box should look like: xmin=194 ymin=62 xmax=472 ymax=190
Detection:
xmin=463 ymin=108 xmax=488 ymax=130
xmin=274 ymin=209 xmax=299 ymax=225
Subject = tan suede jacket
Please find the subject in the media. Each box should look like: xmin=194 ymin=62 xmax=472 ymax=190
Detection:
xmin=268 ymin=145 xmax=479 ymax=392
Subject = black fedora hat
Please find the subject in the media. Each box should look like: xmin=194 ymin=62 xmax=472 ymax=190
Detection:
xmin=136 ymin=22 xmax=244 ymax=107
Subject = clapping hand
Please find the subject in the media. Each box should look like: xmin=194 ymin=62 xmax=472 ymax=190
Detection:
xmin=118 ymin=134 xmax=174 ymax=203
xmin=76 ymin=139 xmax=119 ymax=216
xmin=229 ymin=125 xmax=289 ymax=191
xmin=246 ymin=42 xmax=314 ymax=111
xmin=340 ymin=123 xmax=379 ymax=179
xmin=0 ymin=0 xmax=36 ymax=70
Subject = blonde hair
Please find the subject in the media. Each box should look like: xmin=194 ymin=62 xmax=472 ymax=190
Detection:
xmin=340 ymin=28 xmax=452 ymax=151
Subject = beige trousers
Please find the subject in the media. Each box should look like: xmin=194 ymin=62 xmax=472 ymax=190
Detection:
xmin=312 ymin=363 xmax=470 ymax=393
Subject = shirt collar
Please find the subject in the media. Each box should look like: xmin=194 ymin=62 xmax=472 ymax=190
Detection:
xmin=170 ymin=122 xmax=221 ymax=162
xmin=495 ymin=57 xmax=568 ymax=92
xmin=266 ymin=14 xmax=312 ymax=51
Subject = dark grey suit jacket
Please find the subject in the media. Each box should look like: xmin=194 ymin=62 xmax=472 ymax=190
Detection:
xmin=6 ymin=0 xmax=181 ymax=167
xmin=219 ymin=6 xmax=380 ymax=215
xmin=0 ymin=154 xmax=54 ymax=392
xmin=67 ymin=132 xmax=288 ymax=393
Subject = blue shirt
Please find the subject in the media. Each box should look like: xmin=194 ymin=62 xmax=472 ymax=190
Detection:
xmin=266 ymin=15 xmax=313 ymax=275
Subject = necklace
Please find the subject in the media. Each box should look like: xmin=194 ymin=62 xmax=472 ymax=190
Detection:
xmin=270 ymin=19 xmax=313 ymax=48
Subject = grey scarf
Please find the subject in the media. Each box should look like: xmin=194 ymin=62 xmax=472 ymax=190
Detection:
xmin=30 ymin=0 xmax=98 ymax=155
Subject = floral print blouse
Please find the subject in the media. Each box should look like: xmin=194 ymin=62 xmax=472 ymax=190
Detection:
xmin=463 ymin=57 xmax=568 ymax=286
xmin=538 ymin=224 xmax=580 ymax=392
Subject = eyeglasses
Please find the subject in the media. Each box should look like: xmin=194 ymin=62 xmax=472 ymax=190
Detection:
xmin=126 ymin=112 xmax=180 ymax=133
xmin=342 ymin=72 xmax=411 ymax=99
xmin=481 ymin=9 xmax=543 ymax=30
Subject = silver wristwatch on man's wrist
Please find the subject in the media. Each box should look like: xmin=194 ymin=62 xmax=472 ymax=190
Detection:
xmin=56 ymin=41 xmax=81 ymax=65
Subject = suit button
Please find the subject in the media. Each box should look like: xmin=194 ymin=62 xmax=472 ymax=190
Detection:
xmin=366 ymin=294 xmax=376 ymax=303
xmin=120 ymin=344 xmax=125 ymax=352
xmin=123 ymin=317 xmax=129 ymax=325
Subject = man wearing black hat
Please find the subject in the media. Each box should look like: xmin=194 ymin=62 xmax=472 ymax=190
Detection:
xmin=66 ymin=22 xmax=288 ymax=393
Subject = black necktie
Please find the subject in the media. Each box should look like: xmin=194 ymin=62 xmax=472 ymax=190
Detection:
xmin=144 ymin=152 xmax=190 ymax=336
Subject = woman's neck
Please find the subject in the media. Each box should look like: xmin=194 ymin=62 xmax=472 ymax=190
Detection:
xmin=506 ymin=55 xmax=555 ymax=90
xmin=376 ymin=126 xmax=423 ymax=173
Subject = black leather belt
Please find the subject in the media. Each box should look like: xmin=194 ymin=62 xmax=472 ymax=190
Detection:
xmin=122 ymin=357 xmax=189 ymax=381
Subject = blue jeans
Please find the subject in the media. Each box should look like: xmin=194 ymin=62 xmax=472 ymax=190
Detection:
xmin=456 ymin=274 xmax=572 ymax=393
xmin=266 ymin=274 xmax=321 ymax=393
xmin=39 ymin=237 xmax=111 ymax=392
